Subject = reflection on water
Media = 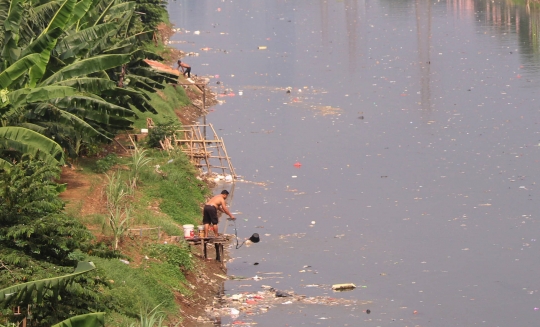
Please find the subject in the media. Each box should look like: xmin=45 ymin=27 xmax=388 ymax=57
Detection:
xmin=344 ymin=0 xmax=362 ymax=74
xmin=415 ymin=0 xmax=432 ymax=112
xmin=464 ymin=0 xmax=540 ymax=69
xmin=168 ymin=0 xmax=540 ymax=326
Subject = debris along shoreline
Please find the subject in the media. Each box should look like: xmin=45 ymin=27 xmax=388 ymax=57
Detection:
xmin=207 ymin=282 xmax=371 ymax=323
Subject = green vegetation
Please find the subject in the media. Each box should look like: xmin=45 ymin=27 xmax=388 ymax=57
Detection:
xmin=146 ymin=119 xmax=181 ymax=148
xmin=143 ymin=151 xmax=208 ymax=225
xmin=0 ymin=0 xmax=178 ymax=166
xmin=0 ymin=133 xmax=206 ymax=327
xmin=105 ymin=171 xmax=134 ymax=250
xmin=94 ymin=154 xmax=119 ymax=173
xmin=135 ymin=0 xmax=168 ymax=30
xmin=132 ymin=84 xmax=190 ymax=130
xmin=0 ymin=159 xmax=107 ymax=326
xmin=129 ymin=304 xmax=168 ymax=327
xmin=0 ymin=262 xmax=106 ymax=327
xmin=0 ymin=0 xmax=211 ymax=325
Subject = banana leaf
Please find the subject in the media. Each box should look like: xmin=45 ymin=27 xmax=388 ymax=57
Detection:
xmin=0 ymin=54 xmax=40 ymax=89
xmin=104 ymin=1 xmax=135 ymax=20
xmin=91 ymin=0 xmax=115 ymax=27
xmin=50 ymin=95 xmax=136 ymax=117
xmin=130 ymin=94 xmax=158 ymax=114
xmin=86 ymin=28 xmax=123 ymax=57
xmin=28 ymin=0 xmax=77 ymax=87
xmin=1 ymin=0 xmax=23 ymax=63
xmin=50 ymin=77 xmax=116 ymax=93
xmin=127 ymin=74 xmax=165 ymax=91
xmin=20 ymin=27 xmax=63 ymax=59
xmin=88 ymin=70 xmax=110 ymax=80
xmin=0 ymin=262 xmax=95 ymax=308
xmin=0 ymin=0 xmax=10 ymax=29
xmin=142 ymin=50 xmax=163 ymax=61
xmin=32 ymin=0 xmax=63 ymax=15
xmin=51 ymin=312 xmax=105 ymax=327
xmin=114 ymin=31 xmax=152 ymax=49
xmin=3 ymin=0 xmax=22 ymax=35
xmin=77 ymin=0 xmax=108 ymax=27
xmin=0 ymin=126 xmax=65 ymax=165
xmin=0 ymin=157 xmax=13 ymax=170
xmin=107 ymin=86 xmax=145 ymax=98
xmin=104 ymin=91 xmax=157 ymax=114
xmin=19 ymin=122 xmax=47 ymax=134
xmin=44 ymin=0 xmax=76 ymax=33
xmin=40 ymin=54 xmax=131 ymax=85
xmin=66 ymin=0 xmax=94 ymax=30
xmin=103 ymin=43 xmax=135 ymax=55
xmin=55 ymin=23 xmax=116 ymax=59
xmin=84 ymin=7 xmax=136 ymax=56
xmin=8 ymin=85 xmax=77 ymax=107
xmin=31 ymin=102 xmax=110 ymax=141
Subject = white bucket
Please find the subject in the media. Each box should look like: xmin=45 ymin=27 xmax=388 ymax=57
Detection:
xmin=183 ymin=224 xmax=194 ymax=238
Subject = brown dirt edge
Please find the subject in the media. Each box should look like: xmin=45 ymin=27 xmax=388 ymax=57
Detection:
xmin=176 ymin=246 xmax=230 ymax=326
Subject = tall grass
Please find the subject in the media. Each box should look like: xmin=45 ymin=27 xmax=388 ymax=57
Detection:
xmin=91 ymin=253 xmax=191 ymax=323
xmin=105 ymin=172 xmax=133 ymax=250
xmin=130 ymin=304 xmax=168 ymax=327
xmin=139 ymin=150 xmax=209 ymax=226
xmin=130 ymin=146 xmax=153 ymax=189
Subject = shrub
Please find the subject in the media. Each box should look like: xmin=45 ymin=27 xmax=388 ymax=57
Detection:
xmin=94 ymin=154 xmax=118 ymax=173
xmin=146 ymin=120 xmax=180 ymax=148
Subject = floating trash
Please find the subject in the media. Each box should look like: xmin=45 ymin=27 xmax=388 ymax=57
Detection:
xmin=332 ymin=283 xmax=356 ymax=291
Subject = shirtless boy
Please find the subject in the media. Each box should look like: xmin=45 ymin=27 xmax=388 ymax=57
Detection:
xmin=203 ymin=190 xmax=235 ymax=237
xmin=176 ymin=60 xmax=191 ymax=78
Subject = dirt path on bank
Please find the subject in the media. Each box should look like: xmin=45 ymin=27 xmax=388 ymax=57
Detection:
xmin=59 ymin=168 xmax=106 ymax=216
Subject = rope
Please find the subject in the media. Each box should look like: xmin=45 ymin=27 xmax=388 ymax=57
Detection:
xmin=230 ymin=218 xmax=247 ymax=249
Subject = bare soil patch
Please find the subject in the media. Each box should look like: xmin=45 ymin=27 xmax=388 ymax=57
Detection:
xmin=59 ymin=168 xmax=106 ymax=217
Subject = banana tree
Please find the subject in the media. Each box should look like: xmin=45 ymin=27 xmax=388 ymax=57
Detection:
xmin=0 ymin=262 xmax=105 ymax=327
xmin=0 ymin=0 xmax=132 ymax=161
xmin=0 ymin=126 xmax=64 ymax=168
xmin=0 ymin=0 xmax=184 ymax=163
xmin=52 ymin=313 xmax=105 ymax=327
xmin=0 ymin=262 xmax=96 ymax=308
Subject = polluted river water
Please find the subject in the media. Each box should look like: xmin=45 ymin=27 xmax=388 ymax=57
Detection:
xmin=168 ymin=0 xmax=540 ymax=326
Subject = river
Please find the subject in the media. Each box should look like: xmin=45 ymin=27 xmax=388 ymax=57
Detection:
xmin=167 ymin=1 xmax=540 ymax=326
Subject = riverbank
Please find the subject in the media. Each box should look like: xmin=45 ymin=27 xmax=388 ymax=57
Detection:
xmin=57 ymin=26 xmax=230 ymax=323
xmin=60 ymin=156 xmax=229 ymax=326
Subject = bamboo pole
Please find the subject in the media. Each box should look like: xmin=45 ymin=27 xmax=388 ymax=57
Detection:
xmin=220 ymin=136 xmax=236 ymax=178
xmin=197 ymin=125 xmax=211 ymax=174
xmin=209 ymin=124 xmax=227 ymax=176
